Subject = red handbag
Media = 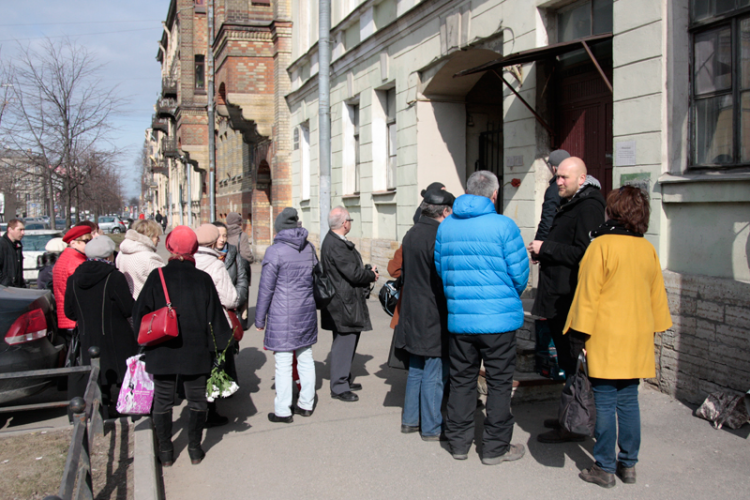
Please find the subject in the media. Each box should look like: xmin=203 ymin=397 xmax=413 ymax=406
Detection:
xmin=138 ymin=268 xmax=179 ymax=346
xmin=226 ymin=309 xmax=243 ymax=341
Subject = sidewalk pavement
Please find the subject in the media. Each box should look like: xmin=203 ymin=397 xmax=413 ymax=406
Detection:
xmin=153 ymin=262 xmax=750 ymax=500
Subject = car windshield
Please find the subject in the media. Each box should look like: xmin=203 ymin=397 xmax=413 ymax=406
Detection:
xmin=25 ymin=223 xmax=46 ymax=230
xmin=23 ymin=234 xmax=57 ymax=251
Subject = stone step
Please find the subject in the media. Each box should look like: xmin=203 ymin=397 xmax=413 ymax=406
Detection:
xmin=515 ymin=339 xmax=536 ymax=374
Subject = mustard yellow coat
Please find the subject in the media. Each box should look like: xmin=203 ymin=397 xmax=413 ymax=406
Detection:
xmin=564 ymin=234 xmax=672 ymax=379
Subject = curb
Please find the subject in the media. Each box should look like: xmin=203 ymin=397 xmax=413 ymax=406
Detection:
xmin=133 ymin=417 xmax=161 ymax=500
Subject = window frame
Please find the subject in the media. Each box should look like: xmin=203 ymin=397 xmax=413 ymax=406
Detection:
xmin=689 ymin=4 xmax=750 ymax=169
xmin=194 ymin=54 xmax=206 ymax=92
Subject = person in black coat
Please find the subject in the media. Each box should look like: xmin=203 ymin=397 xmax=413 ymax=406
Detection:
xmin=64 ymin=236 xmax=138 ymax=416
xmin=395 ymin=189 xmax=454 ymax=440
xmin=0 ymin=219 xmax=25 ymax=288
xmin=132 ymin=226 xmax=233 ymax=466
xmin=528 ymin=157 xmax=606 ymax=443
xmin=320 ymin=207 xmax=379 ymax=402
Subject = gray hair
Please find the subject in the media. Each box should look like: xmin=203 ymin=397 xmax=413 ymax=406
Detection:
xmin=328 ymin=206 xmax=348 ymax=230
xmin=466 ymin=170 xmax=499 ymax=198
xmin=420 ymin=201 xmax=446 ymax=219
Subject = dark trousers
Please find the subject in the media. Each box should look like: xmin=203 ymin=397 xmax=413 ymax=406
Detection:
xmin=330 ymin=331 xmax=360 ymax=395
xmin=548 ymin=314 xmax=576 ymax=377
xmin=445 ymin=332 xmax=516 ymax=459
xmin=153 ymin=374 xmax=208 ymax=413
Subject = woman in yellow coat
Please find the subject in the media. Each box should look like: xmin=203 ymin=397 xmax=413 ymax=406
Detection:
xmin=564 ymin=186 xmax=672 ymax=488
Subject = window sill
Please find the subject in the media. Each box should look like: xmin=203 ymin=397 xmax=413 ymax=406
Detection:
xmin=372 ymin=189 xmax=397 ymax=204
xmin=300 ymin=198 xmax=311 ymax=208
xmin=659 ymin=171 xmax=750 ymax=203
xmin=342 ymin=194 xmax=360 ymax=207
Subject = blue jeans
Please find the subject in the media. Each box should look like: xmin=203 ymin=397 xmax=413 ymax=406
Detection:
xmin=591 ymin=378 xmax=641 ymax=473
xmin=402 ymin=355 xmax=449 ymax=437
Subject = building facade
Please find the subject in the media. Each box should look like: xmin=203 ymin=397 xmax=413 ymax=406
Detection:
xmin=148 ymin=0 xmax=293 ymax=255
xmin=286 ymin=0 xmax=750 ymax=404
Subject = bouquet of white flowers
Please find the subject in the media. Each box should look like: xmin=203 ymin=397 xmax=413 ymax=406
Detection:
xmin=206 ymin=324 xmax=239 ymax=402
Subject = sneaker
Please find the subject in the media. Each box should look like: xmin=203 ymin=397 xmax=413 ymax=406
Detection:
xmin=452 ymin=452 xmax=468 ymax=461
xmin=537 ymin=428 xmax=586 ymax=443
xmin=293 ymin=406 xmax=314 ymax=417
xmin=401 ymin=424 xmax=419 ymax=434
xmin=267 ymin=412 xmax=293 ymax=423
xmin=616 ymin=462 xmax=636 ymax=484
xmin=421 ymin=433 xmax=448 ymax=442
xmin=579 ymin=464 xmax=616 ymax=488
xmin=481 ymin=444 xmax=526 ymax=465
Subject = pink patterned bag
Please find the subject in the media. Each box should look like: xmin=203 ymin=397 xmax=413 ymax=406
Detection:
xmin=116 ymin=355 xmax=154 ymax=415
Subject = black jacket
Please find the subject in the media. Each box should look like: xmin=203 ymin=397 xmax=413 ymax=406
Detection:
xmin=0 ymin=233 xmax=24 ymax=287
xmin=223 ymin=243 xmax=249 ymax=307
xmin=132 ymin=259 xmax=232 ymax=376
xmin=320 ymin=230 xmax=376 ymax=333
xmin=532 ymin=183 xmax=606 ymax=319
xmin=534 ymin=178 xmax=561 ymax=241
xmin=394 ymin=217 xmax=449 ymax=358
xmin=64 ymin=261 xmax=138 ymax=386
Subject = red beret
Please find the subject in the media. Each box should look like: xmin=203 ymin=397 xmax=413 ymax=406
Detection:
xmin=165 ymin=225 xmax=198 ymax=256
xmin=62 ymin=225 xmax=92 ymax=243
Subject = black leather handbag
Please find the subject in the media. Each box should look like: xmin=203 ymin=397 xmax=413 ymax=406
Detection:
xmin=558 ymin=352 xmax=597 ymax=436
xmin=312 ymin=250 xmax=334 ymax=309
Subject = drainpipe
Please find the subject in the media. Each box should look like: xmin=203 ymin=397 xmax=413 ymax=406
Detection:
xmin=208 ymin=0 xmax=216 ymax=222
xmin=318 ymin=0 xmax=331 ymax=242
xmin=181 ymin=156 xmax=192 ymax=227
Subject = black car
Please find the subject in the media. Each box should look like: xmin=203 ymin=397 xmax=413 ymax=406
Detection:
xmin=0 ymin=286 xmax=64 ymax=404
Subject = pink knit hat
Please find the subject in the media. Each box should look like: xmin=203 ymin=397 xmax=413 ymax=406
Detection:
xmin=195 ymin=223 xmax=219 ymax=246
xmin=165 ymin=226 xmax=198 ymax=256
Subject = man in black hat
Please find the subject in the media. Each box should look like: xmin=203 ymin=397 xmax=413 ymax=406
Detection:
xmin=394 ymin=189 xmax=454 ymax=441
xmin=413 ymin=182 xmax=446 ymax=224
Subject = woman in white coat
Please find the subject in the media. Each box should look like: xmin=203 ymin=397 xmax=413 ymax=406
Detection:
xmin=116 ymin=220 xmax=165 ymax=299
xmin=194 ymin=223 xmax=239 ymax=427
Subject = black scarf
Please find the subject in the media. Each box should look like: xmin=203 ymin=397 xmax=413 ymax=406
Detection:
xmin=590 ymin=219 xmax=643 ymax=239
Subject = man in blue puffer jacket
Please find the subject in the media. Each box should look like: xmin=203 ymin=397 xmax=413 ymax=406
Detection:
xmin=434 ymin=170 xmax=529 ymax=465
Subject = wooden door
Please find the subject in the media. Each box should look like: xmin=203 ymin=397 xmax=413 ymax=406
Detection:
xmin=555 ymin=69 xmax=613 ymax=196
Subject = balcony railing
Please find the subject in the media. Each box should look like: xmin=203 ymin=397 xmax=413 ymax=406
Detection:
xmin=161 ymin=138 xmax=178 ymax=158
xmin=151 ymin=114 xmax=169 ymax=134
xmin=156 ymin=98 xmax=177 ymax=117
xmin=151 ymin=159 xmax=169 ymax=176
xmin=162 ymin=77 xmax=177 ymax=97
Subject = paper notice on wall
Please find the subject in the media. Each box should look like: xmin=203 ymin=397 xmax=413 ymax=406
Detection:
xmin=616 ymin=141 xmax=637 ymax=166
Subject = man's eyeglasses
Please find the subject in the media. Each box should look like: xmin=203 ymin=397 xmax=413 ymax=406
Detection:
xmin=345 ymin=218 xmax=354 ymax=222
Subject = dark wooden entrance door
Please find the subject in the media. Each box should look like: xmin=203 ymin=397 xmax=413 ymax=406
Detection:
xmin=555 ymin=69 xmax=613 ymax=196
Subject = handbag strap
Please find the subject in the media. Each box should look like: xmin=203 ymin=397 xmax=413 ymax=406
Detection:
xmin=158 ymin=268 xmax=172 ymax=306
xmin=576 ymin=351 xmax=589 ymax=377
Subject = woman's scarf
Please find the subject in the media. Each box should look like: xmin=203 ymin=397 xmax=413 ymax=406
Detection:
xmin=590 ymin=219 xmax=643 ymax=239
xmin=87 ymin=257 xmax=115 ymax=266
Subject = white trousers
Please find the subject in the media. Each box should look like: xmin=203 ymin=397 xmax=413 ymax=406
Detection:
xmin=274 ymin=347 xmax=315 ymax=417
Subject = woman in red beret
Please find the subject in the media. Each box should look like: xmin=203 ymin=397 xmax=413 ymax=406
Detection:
xmin=133 ymin=226 xmax=233 ymax=466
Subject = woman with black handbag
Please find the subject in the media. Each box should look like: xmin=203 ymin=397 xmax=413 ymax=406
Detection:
xmin=563 ymin=186 xmax=672 ymax=488
xmin=133 ymin=226 xmax=233 ymax=466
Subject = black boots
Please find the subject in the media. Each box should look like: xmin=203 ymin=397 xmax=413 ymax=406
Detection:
xmin=188 ymin=409 xmax=208 ymax=465
xmin=152 ymin=411 xmax=174 ymax=467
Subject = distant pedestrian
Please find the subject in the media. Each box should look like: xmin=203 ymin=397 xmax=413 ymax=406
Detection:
xmin=225 ymin=212 xmax=254 ymax=326
xmin=564 ymin=186 xmax=672 ymax=488
xmin=434 ymin=170 xmax=529 ymax=465
xmin=155 ymin=210 xmax=163 ymax=227
xmin=255 ymin=208 xmax=318 ymax=423
xmin=75 ymin=220 xmax=102 ymax=237
xmin=64 ymin=236 xmax=138 ymax=417
xmin=116 ymin=219 xmax=165 ymax=299
xmin=213 ymin=221 xmax=249 ymax=327
xmin=133 ymin=226 xmax=233 ymax=466
xmin=321 ymin=207 xmax=379 ymax=402
xmin=0 ymin=219 xmax=26 ymax=287
xmin=395 ymin=189 xmax=454 ymax=441
xmin=37 ymin=237 xmax=66 ymax=290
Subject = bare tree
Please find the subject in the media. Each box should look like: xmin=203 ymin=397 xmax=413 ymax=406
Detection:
xmin=1 ymin=38 xmax=125 ymax=229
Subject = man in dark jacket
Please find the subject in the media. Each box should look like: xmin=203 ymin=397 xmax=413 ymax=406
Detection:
xmin=321 ymin=206 xmax=379 ymax=402
xmin=528 ymin=156 xmax=606 ymax=443
xmin=395 ymin=188 xmax=454 ymax=441
xmin=0 ymin=219 xmax=26 ymax=287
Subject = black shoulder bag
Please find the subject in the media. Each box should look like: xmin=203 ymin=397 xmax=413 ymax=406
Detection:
xmin=312 ymin=246 xmax=334 ymax=309
xmin=558 ymin=351 xmax=597 ymax=436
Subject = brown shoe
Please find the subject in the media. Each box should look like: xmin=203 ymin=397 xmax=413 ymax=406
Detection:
xmin=579 ymin=464 xmax=616 ymax=488
xmin=537 ymin=428 xmax=587 ymax=443
xmin=616 ymin=462 xmax=636 ymax=484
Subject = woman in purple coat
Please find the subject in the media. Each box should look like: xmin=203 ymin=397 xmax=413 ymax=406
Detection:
xmin=255 ymin=208 xmax=318 ymax=423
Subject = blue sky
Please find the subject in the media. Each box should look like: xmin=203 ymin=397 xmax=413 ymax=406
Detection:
xmin=1 ymin=0 xmax=171 ymax=198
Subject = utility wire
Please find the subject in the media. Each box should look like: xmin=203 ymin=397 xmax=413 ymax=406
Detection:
xmin=0 ymin=27 xmax=158 ymax=43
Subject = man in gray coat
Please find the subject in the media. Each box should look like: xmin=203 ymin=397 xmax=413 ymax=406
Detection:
xmin=320 ymin=207 xmax=379 ymax=402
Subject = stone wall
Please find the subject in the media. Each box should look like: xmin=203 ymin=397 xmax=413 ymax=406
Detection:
xmin=652 ymin=270 xmax=750 ymax=404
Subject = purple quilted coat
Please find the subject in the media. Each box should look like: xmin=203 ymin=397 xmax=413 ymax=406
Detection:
xmin=255 ymin=227 xmax=318 ymax=351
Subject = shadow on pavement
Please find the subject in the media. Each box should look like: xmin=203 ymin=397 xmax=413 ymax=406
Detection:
xmin=373 ymin=362 xmax=407 ymax=408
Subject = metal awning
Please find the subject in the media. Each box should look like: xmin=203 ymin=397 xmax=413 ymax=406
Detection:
xmin=453 ymin=33 xmax=613 ymax=79
xmin=454 ymin=33 xmax=613 ymax=145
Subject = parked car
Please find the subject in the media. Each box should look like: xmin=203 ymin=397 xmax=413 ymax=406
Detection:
xmin=98 ymin=215 xmax=126 ymax=234
xmin=20 ymin=230 xmax=64 ymax=284
xmin=23 ymin=222 xmax=51 ymax=230
xmin=0 ymin=286 xmax=63 ymax=404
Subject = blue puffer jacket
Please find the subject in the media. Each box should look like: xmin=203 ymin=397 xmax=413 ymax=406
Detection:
xmin=434 ymin=194 xmax=530 ymax=334
xmin=255 ymin=227 xmax=318 ymax=351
